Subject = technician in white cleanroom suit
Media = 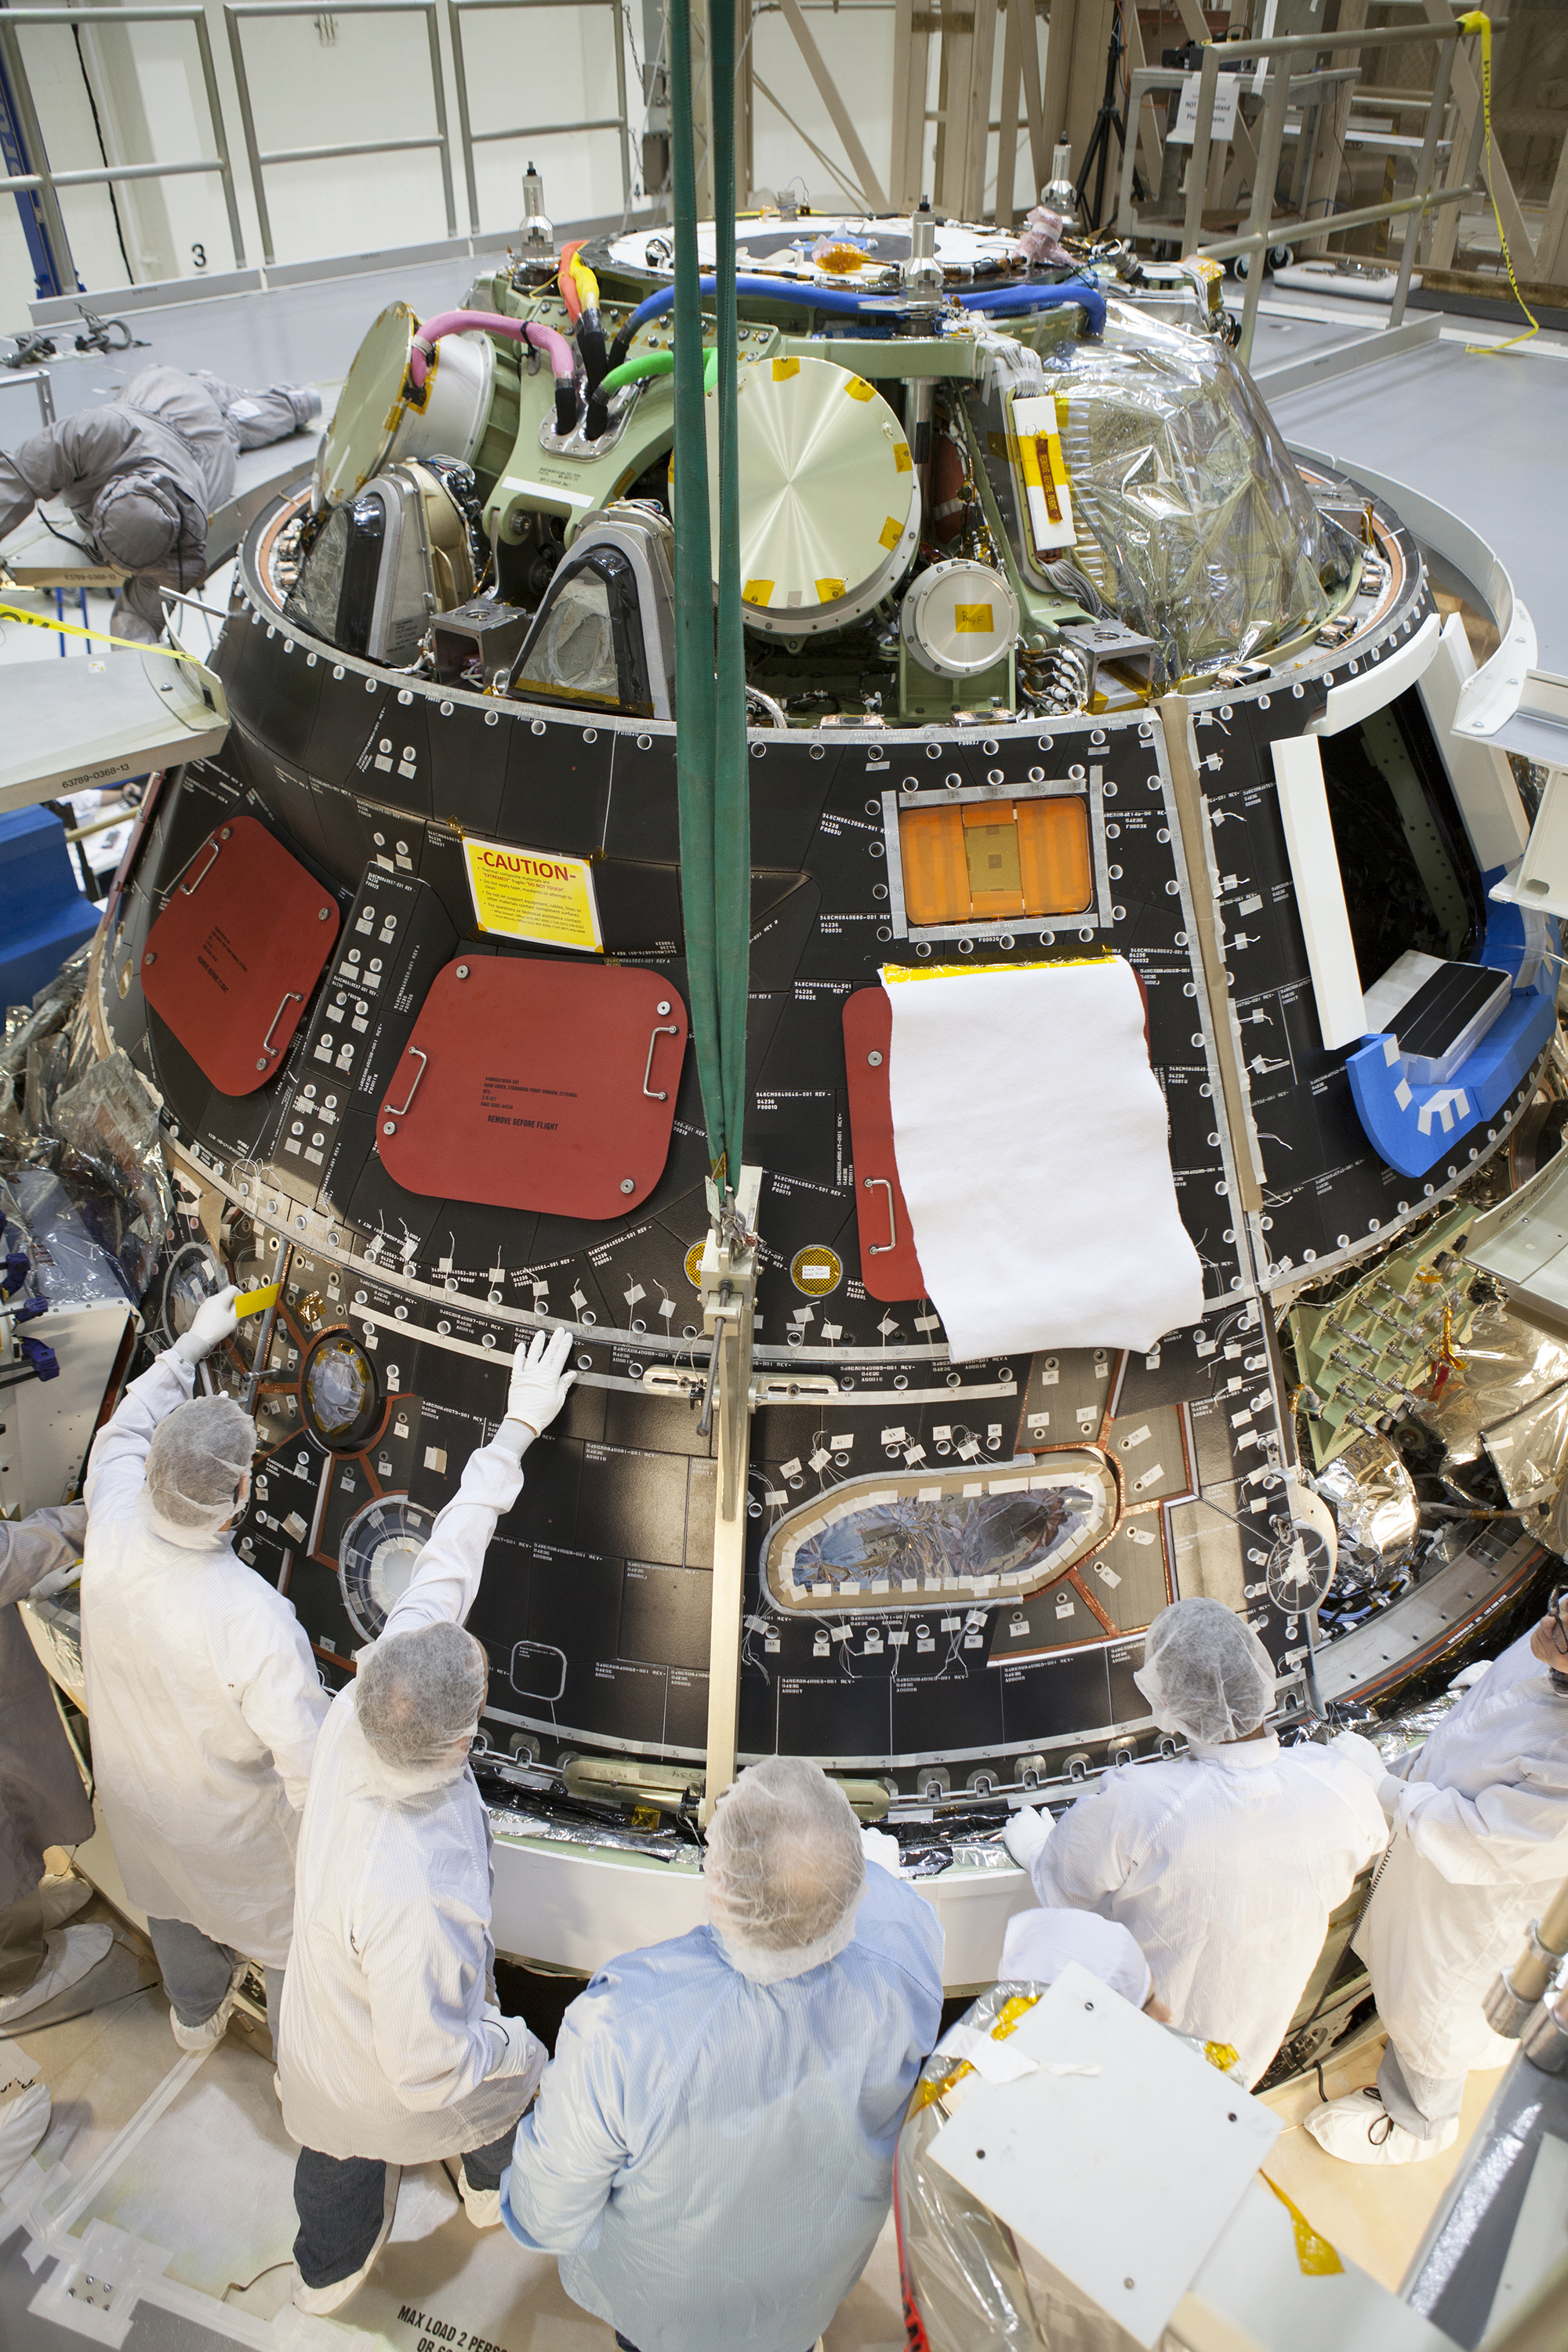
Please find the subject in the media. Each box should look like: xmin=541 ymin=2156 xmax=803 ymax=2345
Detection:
xmin=278 ymin=1330 xmax=575 ymax=2317
xmin=499 ymin=1756 xmax=945 ymax=2352
xmin=1307 ymin=1593 xmax=1568 ymax=2164
xmin=1004 ymin=1596 xmax=1387 ymax=2085
xmin=80 ymin=1286 xmax=328 ymax=2051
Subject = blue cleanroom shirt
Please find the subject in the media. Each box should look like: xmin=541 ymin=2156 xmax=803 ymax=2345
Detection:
xmin=500 ymin=1862 xmax=944 ymax=2352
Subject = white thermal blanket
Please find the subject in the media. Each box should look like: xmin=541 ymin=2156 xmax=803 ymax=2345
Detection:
xmin=883 ymin=957 xmax=1203 ymax=1361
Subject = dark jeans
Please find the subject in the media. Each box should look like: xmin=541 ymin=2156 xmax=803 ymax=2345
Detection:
xmin=145 ymin=1915 xmax=283 ymax=2051
xmin=292 ymin=2127 xmax=518 ymax=2288
xmin=0 ymin=1893 xmax=47 ymax=1998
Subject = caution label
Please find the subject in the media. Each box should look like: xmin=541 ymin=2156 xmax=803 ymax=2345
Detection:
xmin=463 ymin=836 xmax=601 ymax=953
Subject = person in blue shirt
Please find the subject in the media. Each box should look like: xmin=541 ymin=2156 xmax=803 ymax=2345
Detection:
xmin=499 ymin=1755 xmax=945 ymax=2352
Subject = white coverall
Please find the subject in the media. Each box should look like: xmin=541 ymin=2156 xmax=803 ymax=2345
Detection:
xmin=1030 ymin=1736 xmax=1388 ymax=2084
xmin=501 ymin=1856 xmax=946 ymax=2352
xmin=80 ymin=1352 xmax=328 ymax=1968
xmin=1355 ymin=1628 xmax=1568 ymax=2126
xmin=278 ymin=1428 xmax=545 ymax=2163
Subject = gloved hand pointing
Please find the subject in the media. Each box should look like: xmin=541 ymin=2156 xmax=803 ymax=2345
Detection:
xmin=506 ymin=1328 xmax=576 ymax=1441
xmin=173 ymin=1284 xmax=238 ymax=1366
xmin=1002 ymin=1805 xmax=1054 ymax=1867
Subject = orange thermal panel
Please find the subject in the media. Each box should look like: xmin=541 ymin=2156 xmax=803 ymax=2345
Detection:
xmin=898 ymin=804 xmax=968 ymax=927
xmin=1017 ymin=797 xmax=1093 ymax=917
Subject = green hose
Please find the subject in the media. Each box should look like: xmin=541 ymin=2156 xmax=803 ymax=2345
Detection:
xmin=599 ymin=346 xmax=719 ymax=398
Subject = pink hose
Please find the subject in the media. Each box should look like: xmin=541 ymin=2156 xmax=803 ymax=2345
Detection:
xmin=408 ymin=310 xmax=575 ymax=390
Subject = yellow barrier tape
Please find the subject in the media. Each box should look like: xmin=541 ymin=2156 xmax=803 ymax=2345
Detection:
xmin=1454 ymin=14 xmax=1538 ymax=352
xmin=1261 ymin=2175 xmax=1344 ymax=2278
xmin=0 ymin=601 xmax=206 ymax=665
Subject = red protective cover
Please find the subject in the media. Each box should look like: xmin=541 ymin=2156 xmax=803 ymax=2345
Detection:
xmin=141 ymin=814 xmax=338 ymax=1096
xmin=377 ymin=955 xmax=688 ymax=1218
xmin=843 ymin=985 xmax=928 ymax=1302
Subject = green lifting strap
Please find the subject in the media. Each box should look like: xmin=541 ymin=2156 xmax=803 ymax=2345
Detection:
xmin=669 ymin=0 xmax=750 ymax=1193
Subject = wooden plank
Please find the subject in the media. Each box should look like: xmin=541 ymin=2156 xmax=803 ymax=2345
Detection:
xmin=890 ymin=0 xmax=919 ymax=206
xmin=1019 ymin=0 xmax=1047 ymax=198
xmin=777 ymin=0 xmax=889 ymax=209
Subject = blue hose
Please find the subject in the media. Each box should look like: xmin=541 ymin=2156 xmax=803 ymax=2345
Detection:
xmin=608 ymin=268 xmax=1105 ymax=371
xmin=956 ymin=278 xmax=1107 ymax=334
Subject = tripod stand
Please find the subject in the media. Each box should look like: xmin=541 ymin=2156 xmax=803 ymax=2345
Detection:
xmin=1073 ymin=0 xmax=1136 ymax=232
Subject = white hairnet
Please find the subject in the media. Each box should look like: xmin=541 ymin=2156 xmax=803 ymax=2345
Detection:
xmin=704 ymin=1756 xmax=866 ymax=1984
xmin=356 ymin=1621 xmax=487 ymax=1773
xmin=1133 ymin=1596 xmax=1276 ymax=1746
xmin=999 ymin=1905 xmax=1152 ymax=2009
xmin=144 ymin=1394 xmax=255 ymax=1532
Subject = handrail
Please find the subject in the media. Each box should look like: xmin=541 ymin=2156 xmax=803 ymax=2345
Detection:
xmin=1119 ymin=15 xmax=1501 ymax=372
xmin=0 ymin=2 xmax=245 ymax=292
xmin=223 ymin=0 xmax=456 ymax=267
xmin=445 ymin=0 xmax=630 ymax=240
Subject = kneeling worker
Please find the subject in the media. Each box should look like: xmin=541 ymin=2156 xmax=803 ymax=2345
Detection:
xmin=500 ymin=1755 xmax=944 ymax=2352
xmin=279 ymin=1330 xmax=576 ymax=2314
xmin=81 ymin=1286 xmax=328 ymax=2053
xmin=1004 ymin=1595 xmax=1387 ymax=2085
xmin=1308 ymin=1590 xmax=1568 ymax=2163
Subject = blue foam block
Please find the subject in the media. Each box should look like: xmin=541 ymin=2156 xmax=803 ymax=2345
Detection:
xmin=0 ymin=807 xmax=100 ymax=1011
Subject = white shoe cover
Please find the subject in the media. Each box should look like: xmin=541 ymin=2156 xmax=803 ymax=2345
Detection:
xmin=458 ymin=2164 xmax=502 ymax=2228
xmin=0 ymin=1923 xmax=114 ymax=2024
xmin=1304 ymin=2085 xmax=1458 ymax=2165
xmin=0 ymin=2074 xmax=51 ymax=2191
xmin=169 ymin=1958 xmax=246 ymax=2052
xmin=292 ymin=2164 xmax=401 ymax=2313
xmin=37 ymin=1876 xmax=92 ymax=1931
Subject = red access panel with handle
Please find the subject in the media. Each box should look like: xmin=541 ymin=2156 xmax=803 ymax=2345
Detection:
xmin=842 ymin=985 xmax=927 ymax=1303
xmin=141 ymin=814 xmax=339 ymax=1096
xmin=377 ymin=954 xmax=688 ymax=1218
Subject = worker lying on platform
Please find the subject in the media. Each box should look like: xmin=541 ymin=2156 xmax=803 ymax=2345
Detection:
xmin=0 ymin=365 xmax=319 ymax=641
xmin=1004 ymin=1596 xmax=1388 ymax=2086
xmin=278 ymin=1330 xmax=575 ymax=2317
xmin=0 ymin=1501 xmax=107 ymax=2194
xmin=1307 ymin=1590 xmax=1568 ymax=2165
xmin=80 ymin=1283 xmax=328 ymax=2059
xmin=499 ymin=1755 xmax=945 ymax=2352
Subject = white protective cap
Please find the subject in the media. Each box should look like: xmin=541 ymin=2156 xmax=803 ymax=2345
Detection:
xmin=999 ymin=1905 xmax=1153 ymax=2009
xmin=356 ymin=1620 xmax=487 ymax=1775
xmin=144 ymin=1394 xmax=255 ymax=1533
xmin=704 ymin=1755 xmax=866 ymax=1985
xmin=1133 ymin=1595 xmax=1276 ymax=1746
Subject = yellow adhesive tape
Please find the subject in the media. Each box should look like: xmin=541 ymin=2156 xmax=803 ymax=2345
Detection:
xmin=234 ymin=1282 xmax=281 ymax=1319
xmin=0 ymin=602 xmax=205 ymax=664
xmin=1261 ymin=2175 xmax=1344 ymax=2278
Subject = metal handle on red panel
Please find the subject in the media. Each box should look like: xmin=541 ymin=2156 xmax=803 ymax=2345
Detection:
xmin=386 ymin=1047 xmax=428 ymax=1119
xmin=642 ymin=1023 xmax=679 ymax=1102
xmin=179 ymin=837 xmax=222 ymax=895
xmin=260 ymin=991 xmax=303 ymax=1058
xmin=864 ymin=1175 xmax=897 ymax=1255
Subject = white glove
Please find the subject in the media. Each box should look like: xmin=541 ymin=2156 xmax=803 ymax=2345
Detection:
xmin=506 ymin=1327 xmax=576 ymax=1441
xmin=29 ymin=1559 xmax=82 ymax=1603
xmin=1328 ymin=1730 xmax=1386 ymax=1784
xmin=861 ymin=1824 xmax=901 ymax=1875
xmin=1003 ymin=1805 xmax=1054 ymax=1867
xmin=172 ymin=1284 xmax=238 ymax=1366
xmin=1376 ymin=1774 xmax=1405 ymax=1824
xmin=488 ymin=2014 xmax=546 ymax=2099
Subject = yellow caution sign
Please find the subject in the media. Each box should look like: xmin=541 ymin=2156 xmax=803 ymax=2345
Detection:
xmin=463 ymin=835 xmax=602 ymax=953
